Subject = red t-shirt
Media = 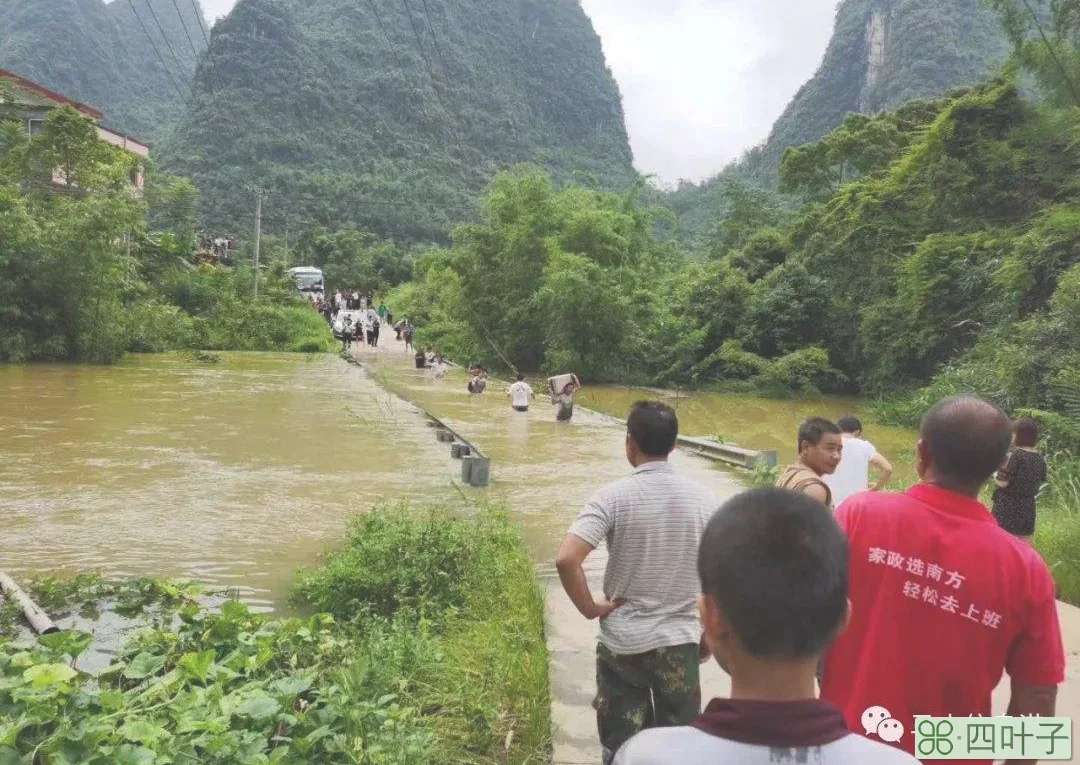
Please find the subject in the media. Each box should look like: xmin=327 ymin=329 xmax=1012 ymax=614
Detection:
xmin=821 ymin=484 xmax=1065 ymax=763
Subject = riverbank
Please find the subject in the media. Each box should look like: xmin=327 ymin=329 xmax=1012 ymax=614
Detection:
xmin=1 ymin=503 xmax=551 ymax=764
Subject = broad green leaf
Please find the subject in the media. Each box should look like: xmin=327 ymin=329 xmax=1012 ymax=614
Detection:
xmin=270 ymin=674 xmax=311 ymax=699
xmin=122 ymin=652 xmax=165 ymax=680
xmin=100 ymin=689 xmax=124 ymax=712
xmin=23 ymin=662 xmax=78 ymax=688
xmin=120 ymin=719 xmax=171 ymax=745
xmin=236 ymin=695 xmax=280 ymax=721
xmin=178 ymin=650 xmax=216 ymax=683
xmin=38 ymin=630 xmax=93 ymax=659
xmin=112 ymin=744 xmax=156 ymax=765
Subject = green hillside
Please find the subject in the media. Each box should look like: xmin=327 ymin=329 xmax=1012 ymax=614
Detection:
xmin=664 ymin=0 xmax=1013 ymax=248
xmin=160 ymin=0 xmax=636 ymax=243
xmin=0 ymin=0 xmax=206 ymax=142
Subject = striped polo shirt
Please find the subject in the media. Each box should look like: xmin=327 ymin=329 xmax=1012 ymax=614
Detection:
xmin=568 ymin=461 xmax=717 ymax=655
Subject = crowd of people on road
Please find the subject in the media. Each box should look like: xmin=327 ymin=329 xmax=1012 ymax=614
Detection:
xmin=556 ymin=396 xmax=1061 ymax=765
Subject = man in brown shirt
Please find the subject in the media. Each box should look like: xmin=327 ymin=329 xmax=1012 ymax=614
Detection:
xmin=777 ymin=418 xmax=843 ymax=508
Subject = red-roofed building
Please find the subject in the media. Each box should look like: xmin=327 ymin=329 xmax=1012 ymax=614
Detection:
xmin=0 ymin=68 xmax=150 ymax=191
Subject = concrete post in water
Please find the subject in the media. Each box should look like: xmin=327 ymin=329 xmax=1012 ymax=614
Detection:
xmin=461 ymin=456 xmax=475 ymax=484
xmin=0 ymin=572 xmax=58 ymax=635
xmin=468 ymin=457 xmax=491 ymax=487
xmin=436 ymin=429 xmax=455 ymax=443
xmin=451 ymin=443 xmax=472 ymax=459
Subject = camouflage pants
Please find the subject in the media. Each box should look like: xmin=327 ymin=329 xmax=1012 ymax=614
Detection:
xmin=594 ymin=642 xmax=701 ymax=765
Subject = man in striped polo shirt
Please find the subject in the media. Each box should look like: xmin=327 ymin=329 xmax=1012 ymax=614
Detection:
xmin=556 ymin=401 xmax=717 ymax=765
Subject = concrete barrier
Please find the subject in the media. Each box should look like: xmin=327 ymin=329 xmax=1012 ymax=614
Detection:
xmin=436 ymin=429 xmax=455 ymax=444
xmin=451 ymin=443 xmax=471 ymax=459
xmin=464 ymin=456 xmax=491 ymax=487
xmin=676 ymin=435 xmax=777 ymax=471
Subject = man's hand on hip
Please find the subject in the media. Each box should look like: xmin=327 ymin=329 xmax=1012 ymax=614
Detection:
xmin=591 ymin=597 xmax=625 ymax=620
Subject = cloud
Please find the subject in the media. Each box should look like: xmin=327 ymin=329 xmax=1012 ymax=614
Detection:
xmin=580 ymin=0 xmax=838 ymax=182
xmin=196 ymin=0 xmax=839 ymax=182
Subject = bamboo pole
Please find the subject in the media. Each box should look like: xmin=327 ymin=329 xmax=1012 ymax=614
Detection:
xmin=0 ymin=572 xmax=59 ymax=635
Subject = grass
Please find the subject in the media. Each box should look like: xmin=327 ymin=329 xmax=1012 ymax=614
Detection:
xmin=292 ymin=501 xmax=552 ymax=764
xmin=1 ymin=501 xmax=551 ymax=765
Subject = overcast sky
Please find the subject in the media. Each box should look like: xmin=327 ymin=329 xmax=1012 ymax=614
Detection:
xmin=197 ymin=0 xmax=839 ymax=184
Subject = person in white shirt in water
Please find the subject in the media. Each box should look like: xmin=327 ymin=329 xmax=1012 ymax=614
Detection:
xmin=507 ymin=374 xmax=534 ymax=412
xmin=823 ymin=416 xmax=893 ymax=508
xmin=613 ymin=487 xmax=919 ymax=765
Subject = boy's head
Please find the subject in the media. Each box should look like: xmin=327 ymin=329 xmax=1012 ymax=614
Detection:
xmin=516 ymin=373 xmax=525 ymax=382
xmin=698 ymin=488 xmax=849 ymax=671
xmin=797 ymin=417 xmax=843 ymax=476
xmin=837 ymin=416 xmax=862 ymax=436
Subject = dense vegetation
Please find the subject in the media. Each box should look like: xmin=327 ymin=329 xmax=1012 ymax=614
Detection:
xmin=0 ymin=0 xmax=206 ymax=142
xmin=0 ymin=505 xmax=550 ymax=764
xmin=0 ymin=105 xmax=333 ymax=363
xmin=160 ymin=0 xmax=635 ymax=244
xmin=662 ymin=0 xmax=1014 ymax=246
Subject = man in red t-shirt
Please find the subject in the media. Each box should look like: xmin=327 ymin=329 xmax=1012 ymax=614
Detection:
xmin=821 ymin=396 xmax=1065 ymax=763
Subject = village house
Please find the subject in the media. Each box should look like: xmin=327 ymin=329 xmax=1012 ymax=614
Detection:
xmin=0 ymin=68 xmax=150 ymax=192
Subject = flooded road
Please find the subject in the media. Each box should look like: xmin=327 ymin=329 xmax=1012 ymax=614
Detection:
xmin=1 ymin=351 xmax=745 ymax=607
xmin=0 ymin=354 xmax=457 ymax=608
xmin=576 ymin=386 xmax=920 ymax=487
xmin=1 ymin=347 xmax=917 ymax=609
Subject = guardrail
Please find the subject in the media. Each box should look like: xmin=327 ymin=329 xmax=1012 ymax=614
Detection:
xmin=675 ymin=436 xmax=777 ymax=471
xmin=341 ymin=352 xmax=492 ymax=487
xmin=423 ymin=413 xmax=491 ymax=488
xmin=575 ymin=406 xmax=776 ymax=472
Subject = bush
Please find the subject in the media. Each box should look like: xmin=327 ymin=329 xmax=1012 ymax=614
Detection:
xmin=1 ymin=502 xmax=551 ymax=764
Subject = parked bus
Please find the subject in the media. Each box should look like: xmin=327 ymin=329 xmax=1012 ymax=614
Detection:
xmin=288 ymin=267 xmax=325 ymax=298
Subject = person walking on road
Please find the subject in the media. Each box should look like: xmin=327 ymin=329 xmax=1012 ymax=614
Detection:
xmin=556 ymin=402 xmax=716 ymax=765
xmin=613 ymin=488 xmax=920 ymax=765
xmin=507 ymin=374 xmax=534 ymax=412
xmin=823 ymin=416 xmax=894 ymax=507
xmin=820 ymin=397 xmax=1065 ymax=761
xmin=777 ymin=418 xmax=843 ymax=508
xmin=992 ymin=417 xmax=1048 ymax=542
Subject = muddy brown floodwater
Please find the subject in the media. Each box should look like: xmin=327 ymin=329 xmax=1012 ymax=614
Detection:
xmin=0 ymin=349 xmax=917 ymax=611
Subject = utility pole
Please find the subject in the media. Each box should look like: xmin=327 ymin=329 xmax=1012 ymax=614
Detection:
xmin=252 ymin=186 xmax=264 ymax=299
xmin=284 ymin=223 xmax=289 ymax=268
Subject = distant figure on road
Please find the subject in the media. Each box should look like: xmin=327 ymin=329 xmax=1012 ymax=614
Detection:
xmin=777 ymin=418 xmax=843 ymax=508
xmin=507 ymin=374 xmax=534 ymax=412
xmin=992 ymin=417 xmax=1048 ymax=542
xmin=823 ymin=416 xmax=894 ymax=507
xmin=556 ymin=402 xmax=716 ymax=765
xmin=613 ymin=488 xmax=920 ymax=765
xmin=378 ymin=302 xmax=388 ymax=321
xmin=821 ymin=396 xmax=1065 ymax=761
xmin=403 ymin=323 xmax=415 ymax=352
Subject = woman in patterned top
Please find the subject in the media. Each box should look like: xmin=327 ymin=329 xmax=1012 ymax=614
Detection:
xmin=992 ymin=418 xmax=1048 ymax=541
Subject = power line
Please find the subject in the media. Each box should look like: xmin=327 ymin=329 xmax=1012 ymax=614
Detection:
xmin=398 ymin=0 xmax=470 ymax=154
xmin=125 ymin=0 xmax=189 ymax=102
xmin=190 ymin=0 xmax=227 ymax=97
xmin=419 ymin=0 xmax=453 ymax=76
xmin=170 ymin=0 xmax=201 ymax=60
xmin=364 ymin=0 xmax=433 ymax=124
xmin=140 ymin=0 xmax=191 ymax=97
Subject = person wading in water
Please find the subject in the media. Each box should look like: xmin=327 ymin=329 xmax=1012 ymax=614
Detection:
xmin=776 ymin=418 xmax=843 ymax=508
xmin=550 ymin=374 xmax=582 ymax=422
